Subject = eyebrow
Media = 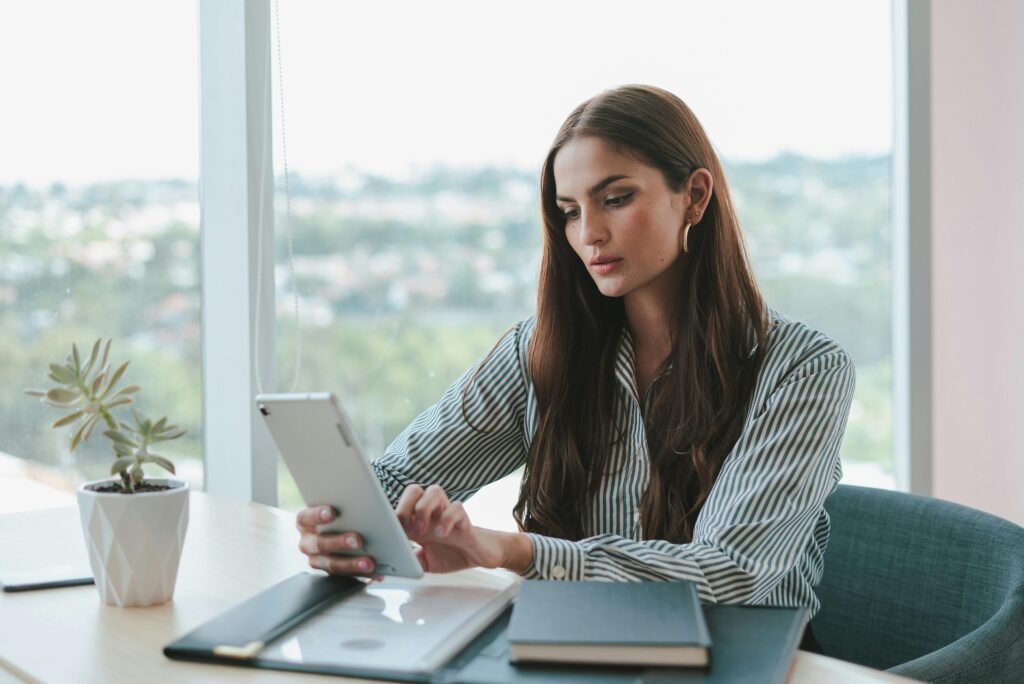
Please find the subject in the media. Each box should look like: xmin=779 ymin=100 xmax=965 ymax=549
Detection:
xmin=556 ymin=174 xmax=631 ymax=203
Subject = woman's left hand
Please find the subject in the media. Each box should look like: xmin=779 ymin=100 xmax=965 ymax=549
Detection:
xmin=395 ymin=484 xmax=531 ymax=574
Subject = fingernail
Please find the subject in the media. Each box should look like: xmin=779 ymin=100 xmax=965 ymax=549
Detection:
xmin=346 ymin=536 xmax=359 ymax=549
xmin=433 ymin=526 xmax=444 ymax=538
xmin=358 ymin=559 xmax=372 ymax=572
xmin=320 ymin=507 xmax=332 ymax=521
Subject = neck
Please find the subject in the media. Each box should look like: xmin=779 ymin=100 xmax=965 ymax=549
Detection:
xmin=623 ymin=255 xmax=685 ymax=359
xmin=625 ymin=295 xmax=671 ymax=355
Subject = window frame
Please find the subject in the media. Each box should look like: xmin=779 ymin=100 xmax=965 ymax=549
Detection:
xmin=198 ymin=0 xmax=278 ymax=504
xmin=197 ymin=0 xmax=921 ymax=503
xmin=891 ymin=0 xmax=931 ymax=495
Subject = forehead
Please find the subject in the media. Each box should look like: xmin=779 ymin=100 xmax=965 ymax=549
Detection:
xmin=553 ymin=137 xmax=655 ymax=196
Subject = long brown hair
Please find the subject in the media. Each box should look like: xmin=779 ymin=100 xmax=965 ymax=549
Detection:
xmin=516 ymin=84 xmax=768 ymax=543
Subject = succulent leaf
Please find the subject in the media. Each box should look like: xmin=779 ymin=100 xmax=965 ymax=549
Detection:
xmin=44 ymin=387 xmax=81 ymax=406
xmin=72 ymin=343 xmax=81 ymax=371
xmin=82 ymin=339 xmax=101 ymax=378
xmin=46 ymin=387 xmax=78 ymax=402
xmin=112 ymin=384 xmax=141 ymax=399
xmin=100 ymin=338 xmax=111 ymax=367
xmin=82 ymin=415 xmax=98 ymax=444
xmin=91 ymin=370 xmax=107 ymax=395
xmin=51 ymin=411 xmax=84 ymax=428
xmin=152 ymin=428 xmax=187 ymax=443
xmin=101 ymin=361 xmax=130 ymax=399
xmin=103 ymin=429 xmax=136 ymax=446
xmin=144 ymin=454 xmax=176 ymax=474
xmin=105 ymin=397 xmax=133 ymax=410
xmin=48 ymin=363 xmax=76 ymax=385
xmin=70 ymin=423 xmax=87 ymax=452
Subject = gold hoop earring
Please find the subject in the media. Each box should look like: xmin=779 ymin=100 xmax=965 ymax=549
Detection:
xmin=682 ymin=222 xmax=692 ymax=254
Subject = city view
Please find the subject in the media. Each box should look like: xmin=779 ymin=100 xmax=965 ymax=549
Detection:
xmin=0 ymin=153 xmax=893 ymax=508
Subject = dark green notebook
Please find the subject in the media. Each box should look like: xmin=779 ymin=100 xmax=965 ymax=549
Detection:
xmin=454 ymin=604 xmax=807 ymax=684
xmin=507 ymin=580 xmax=711 ymax=667
xmin=164 ymin=573 xmax=807 ymax=684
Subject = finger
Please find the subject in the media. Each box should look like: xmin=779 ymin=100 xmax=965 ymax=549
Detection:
xmin=296 ymin=505 xmax=337 ymax=530
xmin=414 ymin=485 xmax=449 ymax=534
xmin=395 ymin=484 xmax=425 ymax=532
xmin=298 ymin=531 xmax=364 ymax=556
xmin=310 ymin=554 xmax=375 ymax=576
xmin=432 ymin=501 xmax=468 ymax=539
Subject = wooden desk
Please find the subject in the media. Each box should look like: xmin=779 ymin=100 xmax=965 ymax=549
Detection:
xmin=0 ymin=493 xmax=914 ymax=683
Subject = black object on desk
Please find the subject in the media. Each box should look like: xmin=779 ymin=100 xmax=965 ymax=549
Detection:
xmin=1 ymin=567 xmax=94 ymax=593
xmin=454 ymin=605 xmax=806 ymax=684
xmin=164 ymin=573 xmax=807 ymax=684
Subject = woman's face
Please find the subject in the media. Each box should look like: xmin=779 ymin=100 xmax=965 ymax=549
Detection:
xmin=553 ymin=136 xmax=694 ymax=305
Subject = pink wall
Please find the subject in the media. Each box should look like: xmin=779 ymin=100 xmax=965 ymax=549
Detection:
xmin=930 ymin=0 xmax=1024 ymax=525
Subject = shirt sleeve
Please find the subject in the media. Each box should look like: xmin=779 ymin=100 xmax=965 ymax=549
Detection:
xmin=522 ymin=343 xmax=856 ymax=607
xmin=371 ymin=320 xmax=531 ymax=507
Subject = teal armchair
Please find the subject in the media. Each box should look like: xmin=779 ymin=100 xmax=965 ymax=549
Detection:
xmin=812 ymin=484 xmax=1024 ymax=682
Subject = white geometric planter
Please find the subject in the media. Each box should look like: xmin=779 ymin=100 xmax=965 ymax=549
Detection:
xmin=77 ymin=478 xmax=190 ymax=608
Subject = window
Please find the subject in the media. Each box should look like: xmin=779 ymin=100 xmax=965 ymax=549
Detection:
xmin=266 ymin=0 xmax=895 ymax=522
xmin=0 ymin=1 xmax=202 ymax=513
xmin=0 ymin=1 xmax=895 ymax=516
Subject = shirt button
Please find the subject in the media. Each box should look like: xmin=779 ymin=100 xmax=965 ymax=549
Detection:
xmin=551 ymin=565 xmax=566 ymax=579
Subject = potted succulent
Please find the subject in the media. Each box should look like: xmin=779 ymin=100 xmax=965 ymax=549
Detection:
xmin=25 ymin=339 xmax=190 ymax=608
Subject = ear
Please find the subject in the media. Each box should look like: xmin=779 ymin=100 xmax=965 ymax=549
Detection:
xmin=685 ymin=169 xmax=714 ymax=222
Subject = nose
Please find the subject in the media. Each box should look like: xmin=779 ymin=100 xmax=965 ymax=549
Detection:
xmin=577 ymin=210 xmax=608 ymax=246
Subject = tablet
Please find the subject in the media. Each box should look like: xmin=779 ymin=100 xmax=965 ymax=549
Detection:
xmin=256 ymin=392 xmax=424 ymax=579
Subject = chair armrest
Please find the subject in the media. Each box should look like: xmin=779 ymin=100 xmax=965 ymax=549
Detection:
xmin=889 ymin=583 xmax=1024 ymax=683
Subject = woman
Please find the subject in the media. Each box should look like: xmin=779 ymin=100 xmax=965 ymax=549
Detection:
xmin=296 ymin=84 xmax=854 ymax=652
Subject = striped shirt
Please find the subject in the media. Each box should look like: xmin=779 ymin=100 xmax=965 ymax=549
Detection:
xmin=372 ymin=309 xmax=855 ymax=618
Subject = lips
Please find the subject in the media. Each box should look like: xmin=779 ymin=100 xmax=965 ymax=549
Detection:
xmin=589 ymin=256 xmax=622 ymax=275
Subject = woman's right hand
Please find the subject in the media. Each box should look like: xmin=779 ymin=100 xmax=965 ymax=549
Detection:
xmin=296 ymin=505 xmax=376 ymax=576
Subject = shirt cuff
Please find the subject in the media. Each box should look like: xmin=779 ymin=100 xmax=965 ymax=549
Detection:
xmin=521 ymin=533 xmax=586 ymax=580
xmin=370 ymin=461 xmax=404 ymax=508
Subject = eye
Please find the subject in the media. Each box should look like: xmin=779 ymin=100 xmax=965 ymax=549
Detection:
xmin=605 ymin=192 xmax=633 ymax=208
xmin=560 ymin=207 xmax=580 ymax=221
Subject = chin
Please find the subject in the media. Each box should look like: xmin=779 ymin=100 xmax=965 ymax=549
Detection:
xmin=594 ymin=282 xmax=628 ymax=298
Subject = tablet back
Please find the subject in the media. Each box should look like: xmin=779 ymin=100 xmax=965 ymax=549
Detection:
xmin=256 ymin=392 xmax=423 ymax=579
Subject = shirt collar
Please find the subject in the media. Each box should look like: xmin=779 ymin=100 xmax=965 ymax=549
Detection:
xmin=614 ymin=328 xmax=640 ymax=404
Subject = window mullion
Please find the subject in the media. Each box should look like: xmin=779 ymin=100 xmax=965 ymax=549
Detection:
xmin=198 ymin=0 xmax=278 ymax=504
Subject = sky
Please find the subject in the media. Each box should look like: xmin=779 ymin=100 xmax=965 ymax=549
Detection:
xmin=0 ymin=0 xmax=893 ymax=186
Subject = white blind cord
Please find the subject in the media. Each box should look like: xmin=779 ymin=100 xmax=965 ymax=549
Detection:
xmin=254 ymin=0 xmax=301 ymax=396
xmin=275 ymin=0 xmax=301 ymax=393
